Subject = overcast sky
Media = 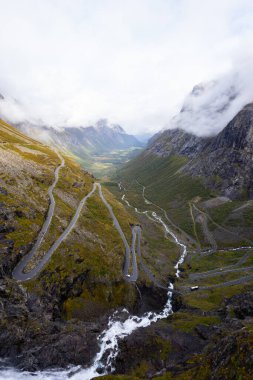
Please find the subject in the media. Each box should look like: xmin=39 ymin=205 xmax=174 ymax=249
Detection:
xmin=0 ymin=0 xmax=253 ymax=134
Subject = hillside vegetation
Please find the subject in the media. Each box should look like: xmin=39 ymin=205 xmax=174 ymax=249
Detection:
xmin=0 ymin=118 xmax=149 ymax=369
xmin=115 ymin=148 xmax=253 ymax=250
xmin=1 ymin=116 xmax=253 ymax=377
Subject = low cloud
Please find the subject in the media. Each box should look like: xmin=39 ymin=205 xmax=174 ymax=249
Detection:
xmin=0 ymin=96 xmax=29 ymax=124
xmin=0 ymin=0 xmax=253 ymax=135
xmin=165 ymin=56 xmax=253 ymax=136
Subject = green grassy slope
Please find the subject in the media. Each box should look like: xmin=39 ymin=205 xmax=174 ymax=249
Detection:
xmin=115 ymin=152 xmax=212 ymax=239
xmin=73 ymin=147 xmax=143 ymax=178
xmin=114 ymin=151 xmax=253 ymax=247
xmin=0 ymin=119 xmax=140 ymax=318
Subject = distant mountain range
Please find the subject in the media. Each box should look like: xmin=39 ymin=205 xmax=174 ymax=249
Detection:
xmin=0 ymin=92 xmax=143 ymax=176
xmin=15 ymin=118 xmax=142 ymax=155
xmin=15 ymin=119 xmax=143 ymax=177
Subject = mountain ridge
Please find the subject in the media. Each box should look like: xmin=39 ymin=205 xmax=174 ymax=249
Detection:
xmin=0 ymin=92 xmax=143 ymax=176
xmin=16 ymin=119 xmax=142 ymax=154
xmin=14 ymin=118 xmax=143 ymax=177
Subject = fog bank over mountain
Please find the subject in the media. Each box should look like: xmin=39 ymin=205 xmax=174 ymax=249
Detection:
xmin=164 ymin=65 xmax=253 ymax=137
xmin=2 ymin=64 xmax=253 ymax=138
xmin=0 ymin=0 xmax=253 ymax=134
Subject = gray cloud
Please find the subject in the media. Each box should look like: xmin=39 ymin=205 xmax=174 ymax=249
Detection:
xmin=0 ymin=0 xmax=253 ymax=135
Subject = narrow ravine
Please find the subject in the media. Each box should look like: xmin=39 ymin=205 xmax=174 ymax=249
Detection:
xmin=2 ymin=185 xmax=187 ymax=380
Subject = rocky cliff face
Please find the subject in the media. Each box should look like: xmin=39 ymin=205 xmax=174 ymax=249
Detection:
xmin=148 ymin=103 xmax=253 ymax=199
xmin=187 ymin=103 xmax=253 ymax=198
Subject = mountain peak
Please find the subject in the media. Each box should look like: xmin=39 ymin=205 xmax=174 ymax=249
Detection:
xmin=95 ymin=118 xmax=109 ymax=129
xmin=111 ymin=124 xmax=125 ymax=134
xmin=95 ymin=119 xmax=126 ymax=134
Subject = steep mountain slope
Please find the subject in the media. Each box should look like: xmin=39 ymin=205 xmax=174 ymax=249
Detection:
xmin=106 ymin=101 xmax=253 ymax=380
xmin=188 ymin=103 xmax=253 ymax=198
xmin=148 ymin=127 xmax=209 ymax=158
xmin=149 ymin=103 xmax=253 ymax=199
xmin=0 ymin=118 xmax=147 ymax=369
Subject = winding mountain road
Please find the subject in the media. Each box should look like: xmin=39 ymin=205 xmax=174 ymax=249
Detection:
xmin=13 ymin=150 xmax=65 ymax=281
xmin=97 ymin=183 xmax=138 ymax=281
xmin=120 ymin=188 xmax=184 ymax=290
xmin=13 ymin=172 xmax=141 ymax=282
xmin=192 ymin=203 xmax=253 ymax=246
xmin=119 ymin=181 xmax=253 ymax=294
xmin=12 ymin=159 xmax=184 ymax=291
xmin=133 ymin=225 xmax=168 ymax=290
xmin=181 ymin=272 xmax=253 ymax=293
xmin=189 ymin=252 xmax=252 ymax=280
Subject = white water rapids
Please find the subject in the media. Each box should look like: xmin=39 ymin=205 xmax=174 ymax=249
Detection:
xmin=0 ymin=187 xmax=187 ymax=380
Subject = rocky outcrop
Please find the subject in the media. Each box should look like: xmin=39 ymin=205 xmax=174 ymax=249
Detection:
xmin=114 ymin=321 xmax=208 ymax=377
xmin=0 ymin=278 xmax=101 ymax=371
xmin=148 ymin=128 xmax=208 ymax=158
